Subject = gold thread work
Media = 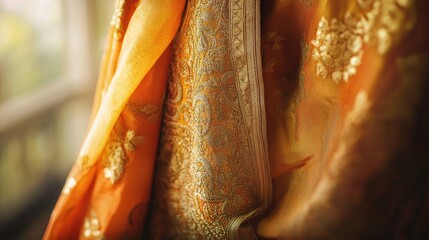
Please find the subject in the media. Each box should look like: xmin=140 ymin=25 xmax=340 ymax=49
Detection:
xmin=312 ymin=0 xmax=415 ymax=83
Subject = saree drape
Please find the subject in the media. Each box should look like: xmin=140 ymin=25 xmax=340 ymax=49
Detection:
xmin=44 ymin=0 xmax=429 ymax=239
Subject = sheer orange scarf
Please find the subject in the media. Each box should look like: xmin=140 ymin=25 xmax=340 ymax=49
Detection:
xmin=43 ymin=0 xmax=185 ymax=239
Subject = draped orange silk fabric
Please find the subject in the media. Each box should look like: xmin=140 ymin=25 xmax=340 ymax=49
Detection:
xmin=259 ymin=0 xmax=429 ymax=239
xmin=44 ymin=0 xmax=429 ymax=239
xmin=44 ymin=0 xmax=185 ymax=239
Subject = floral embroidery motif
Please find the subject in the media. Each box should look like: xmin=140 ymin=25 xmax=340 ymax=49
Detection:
xmin=262 ymin=32 xmax=285 ymax=51
xmin=111 ymin=0 xmax=126 ymax=40
xmin=103 ymin=142 xmax=127 ymax=183
xmin=83 ymin=209 xmax=105 ymax=239
xmin=312 ymin=0 xmax=415 ymax=83
xmin=262 ymin=32 xmax=285 ymax=73
xmin=127 ymin=103 xmax=161 ymax=123
xmin=123 ymin=130 xmax=143 ymax=151
xmin=302 ymin=0 xmax=315 ymax=6
xmin=62 ymin=177 xmax=77 ymax=195
xmin=103 ymin=126 xmax=143 ymax=183
xmin=312 ymin=16 xmax=365 ymax=83
xmin=359 ymin=0 xmax=415 ymax=55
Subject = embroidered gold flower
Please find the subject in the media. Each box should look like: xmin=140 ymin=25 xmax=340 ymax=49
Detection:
xmin=124 ymin=130 xmax=144 ymax=152
xmin=262 ymin=32 xmax=285 ymax=73
xmin=83 ymin=209 xmax=105 ymax=239
xmin=103 ymin=128 xmax=143 ymax=183
xmin=128 ymin=103 xmax=162 ymax=123
xmin=312 ymin=15 xmax=365 ymax=83
xmin=262 ymin=32 xmax=285 ymax=51
xmin=302 ymin=0 xmax=315 ymax=6
xmin=311 ymin=0 xmax=415 ymax=83
xmin=103 ymin=142 xmax=127 ymax=183
xmin=358 ymin=0 xmax=415 ymax=54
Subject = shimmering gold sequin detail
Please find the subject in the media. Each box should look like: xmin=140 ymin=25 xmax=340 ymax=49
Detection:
xmin=127 ymin=103 xmax=161 ymax=123
xmin=83 ymin=209 xmax=105 ymax=240
xmin=312 ymin=0 xmax=415 ymax=83
xmin=103 ymin=127 xmax=143 ymax=183
xmin=111 ymin=0 xmax=126 ymax=40
xmin=62 ymin=177 xmax=77 ymax=195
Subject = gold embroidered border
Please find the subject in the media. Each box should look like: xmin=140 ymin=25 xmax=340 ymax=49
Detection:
xmin=229 ymin=0 xmax=272 ymax=238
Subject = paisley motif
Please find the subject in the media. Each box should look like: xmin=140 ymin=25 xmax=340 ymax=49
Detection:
xmin=148 ymin=0 xmax=270 ymax=239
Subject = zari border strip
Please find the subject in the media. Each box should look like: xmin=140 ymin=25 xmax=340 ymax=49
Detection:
xmin=229 ymin=0 xmax=272 ymax=238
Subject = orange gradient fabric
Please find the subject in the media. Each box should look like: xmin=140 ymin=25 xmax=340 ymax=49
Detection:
xmin=43 ymin=0 xmax=185 ymax=239
xmin=258 ymin=0 xmax=429 ymax=239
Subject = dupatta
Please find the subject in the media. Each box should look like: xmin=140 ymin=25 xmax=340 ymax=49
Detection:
xmin=44 ymin=0 xmax=186 ymax=238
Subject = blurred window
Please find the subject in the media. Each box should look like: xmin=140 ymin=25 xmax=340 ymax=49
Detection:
xmin=0 ymin=0 xmax=65 ymax=101
xmin=0 ymin=0 xmax=113 ymax=236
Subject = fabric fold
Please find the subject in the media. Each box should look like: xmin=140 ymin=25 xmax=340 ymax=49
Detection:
xmin=43 ymin=0 xmax=185 ymax=239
